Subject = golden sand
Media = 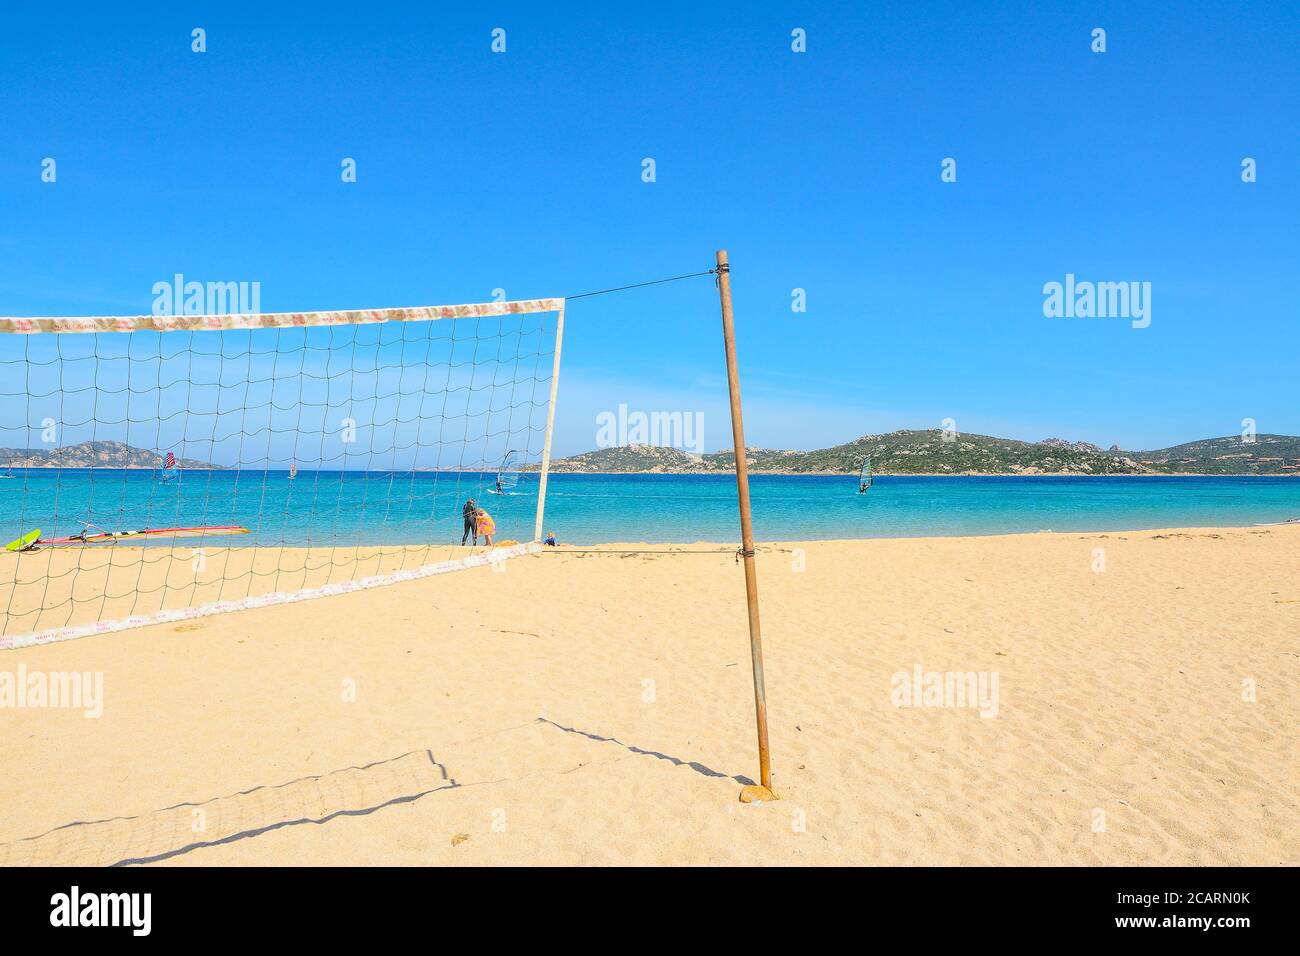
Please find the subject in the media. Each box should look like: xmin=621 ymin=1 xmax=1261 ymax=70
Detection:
xmin=1 ymin=525 xmax=1296 ymax=865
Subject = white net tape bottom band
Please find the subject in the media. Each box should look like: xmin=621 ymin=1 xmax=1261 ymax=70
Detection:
xmin=0 ymin=541 xmax=539 ymax=651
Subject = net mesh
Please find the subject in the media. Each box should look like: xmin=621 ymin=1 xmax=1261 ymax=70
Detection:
xmin=0 ymin=300 xmax=563 ymax=647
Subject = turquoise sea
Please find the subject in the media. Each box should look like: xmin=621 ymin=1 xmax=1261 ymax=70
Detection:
xmin=2 ymin=470 xmax=1299 ymax=547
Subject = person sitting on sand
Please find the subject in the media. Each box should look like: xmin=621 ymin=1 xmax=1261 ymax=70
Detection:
xmin=461 ymin=498 xmax=477 ymax=545
xmin=544 ymin=531 xmax=557 ymax=547
xmin=476 ymin=508 xmax=496 ymax=546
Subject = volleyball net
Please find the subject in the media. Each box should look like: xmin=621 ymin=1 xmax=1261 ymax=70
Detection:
xmin=0 ymin=299 xmax=565 ymax=648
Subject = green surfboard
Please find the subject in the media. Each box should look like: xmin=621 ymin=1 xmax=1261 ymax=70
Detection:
xmin=6 ymin=529 xmax=40 ymax=552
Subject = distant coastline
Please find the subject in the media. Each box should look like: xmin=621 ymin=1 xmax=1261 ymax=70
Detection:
xmin=7 ymin=430 xmax=1300 ymax=478
xmin=0 ymin=440 xmax=227 ymax=471
xmin=539 ymin=470 xmax=1300 ymax=478
xmin=533 ymin=429 xmax=1300 ymax=478
xmin=3 ymin=467 xmax=1296 ymax=478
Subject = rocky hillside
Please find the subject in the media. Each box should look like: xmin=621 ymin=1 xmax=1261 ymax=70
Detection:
xmin=530 ymin=444 xmax=709 ymax=473
xmin=539 ymin=430 xmax=1300 ymax=476
xmin=1121 ymin=434 xmax=1300 ymax=475
xmin=1 ymin=441 xmax=221 ymax=469
xmin=745 ymin=430 xmax=1146 ymax=475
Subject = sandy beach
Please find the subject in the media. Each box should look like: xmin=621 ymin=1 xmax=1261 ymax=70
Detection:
xmin=1 ymin=524 xmax=1296 ymax=866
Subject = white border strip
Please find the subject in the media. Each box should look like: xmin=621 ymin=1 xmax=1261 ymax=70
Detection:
xmin=0 ymin=298 xmax=565 ymax=335
xmin=0 ymin=541 xmax=540 ymax=650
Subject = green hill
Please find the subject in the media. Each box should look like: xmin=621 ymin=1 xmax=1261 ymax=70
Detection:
xmin=536 ymin=444 xmax=710 ymax=473
xmin=1 ymin=441 xmax=223 ymax=470
xmin=707 ymin=430 xmax=1145 ymax=475
xmin=1122 ymin=434 xmax=1300 ymax=475
xmin=541 ymin=430 xmax=1300 ymax=476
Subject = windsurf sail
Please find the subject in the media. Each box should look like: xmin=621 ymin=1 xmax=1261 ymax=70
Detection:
xmin=494 ymin=449 xmax=523 ymax=494
xmin=289 ymin=461 xmax=297 ymax=480
xmin=157 ymin=450 xmax=179 ymax=483
xmin=5 ymin=525 xmax=250 ymax=552
xmin=858 ymin=456 xmax=873 ymax=494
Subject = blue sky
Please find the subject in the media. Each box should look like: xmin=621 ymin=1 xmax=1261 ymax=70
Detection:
xmin=1 ymin=1 xmax=1296 ymax=457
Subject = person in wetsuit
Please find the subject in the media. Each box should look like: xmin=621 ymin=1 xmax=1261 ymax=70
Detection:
xmin=462 ymin=498 xmax=477 ymax=545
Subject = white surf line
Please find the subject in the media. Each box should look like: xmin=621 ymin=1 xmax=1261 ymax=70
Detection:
xmin=0 ymin=542 xmax=540 ymax=651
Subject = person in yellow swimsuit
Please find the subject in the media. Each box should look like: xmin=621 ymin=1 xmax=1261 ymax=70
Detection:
xmin=475 ymin=508 xmax=496 ymax=546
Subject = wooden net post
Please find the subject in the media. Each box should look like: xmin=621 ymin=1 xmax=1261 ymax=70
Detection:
xmin=715 ymin=249 xmax=777 ymax=802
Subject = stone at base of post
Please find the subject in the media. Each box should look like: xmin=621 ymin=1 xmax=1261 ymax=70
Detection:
xmin=739 ymin=784 xmax=779 ymax=803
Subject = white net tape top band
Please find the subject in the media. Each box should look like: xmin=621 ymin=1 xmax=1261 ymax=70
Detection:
xmin=0 ymin=298 xmax=566 ymax=334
